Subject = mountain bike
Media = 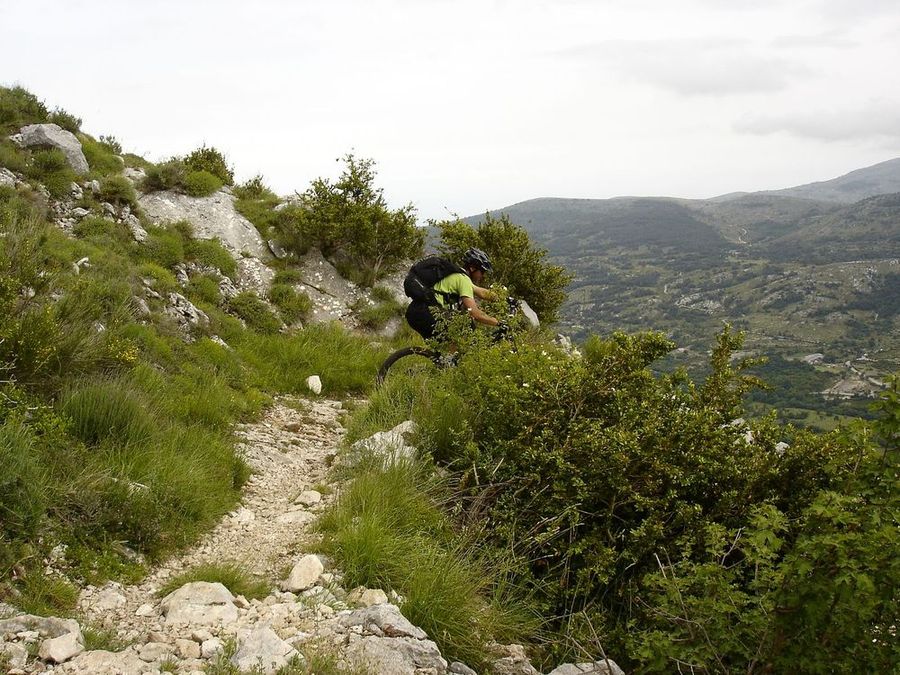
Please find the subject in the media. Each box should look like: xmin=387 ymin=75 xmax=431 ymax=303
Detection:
xmin=376 ymin=298 xmax=539 ymax=384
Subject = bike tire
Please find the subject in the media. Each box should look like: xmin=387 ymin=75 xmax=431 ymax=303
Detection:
xmin=376 ymin=346 xmax=440 ymax=385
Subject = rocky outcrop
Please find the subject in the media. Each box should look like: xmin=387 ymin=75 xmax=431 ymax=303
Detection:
xmin=10 ymin=123 xmax=90 ymax=174
xmin=139 ymin=190 xmax=269 ymax=259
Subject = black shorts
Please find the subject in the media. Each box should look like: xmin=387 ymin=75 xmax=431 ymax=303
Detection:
xmin=406 ymin=301 xmax=442 ymax=340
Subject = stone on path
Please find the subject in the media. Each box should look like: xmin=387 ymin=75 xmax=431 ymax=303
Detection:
xmin=306 ymin=375 xmax=322 ymax=395
xmin=345 ymin=635 xmax=447 ymax=675
xmin=231 ymin=626 xmax=298 ymax=674
xmin=547 ymin=660 xmax=626 ymax=675
xmin=281 ymin=554 xmax=324 ymax=592
xmin=276 ymin=509 xmax=316 ymax=525
xmin=38 ymin=631 xmax=84 ymax=663
xmin=57 ymin=648 xmax=148 ymax=674
xmin=339 ymin=603 xmax=427 ymax=640
xmin=294 ymin=489 xmax=322 ymax=506
xmin=159 ymin=581 xmax=239 ymax=625
xmin=347 ymin=586 xmax=389 ymax=607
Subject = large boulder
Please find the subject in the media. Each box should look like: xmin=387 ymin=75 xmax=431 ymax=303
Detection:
xmin=10 ymin=123 xmax=90 ymax=174
xmin=282 ymin=554 xmax=324 ymax=592
xmin=0 ymin=614 xmax=82 ymax=641
xmin=139 ymin=190 xmax=269 ymax=259
xmin=294 ymin=249 xmax=365 ymax=323
xmin=345 ymin=635 xmax=448 ymax=675
xmin=351 ymin=421 xmax=417 ymax=462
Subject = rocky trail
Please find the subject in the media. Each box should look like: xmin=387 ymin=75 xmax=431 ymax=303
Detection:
xmin=2 ymin=398 xmax=618 ymax=675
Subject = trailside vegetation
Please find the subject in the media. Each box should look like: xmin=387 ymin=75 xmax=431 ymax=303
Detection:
xmin=435 ymin=212 xmax=573 ymax=324
xmin=273 ymin=154 xmax=425 ymax=285
xmin=345 ymin=326 xmax=899 ymax=672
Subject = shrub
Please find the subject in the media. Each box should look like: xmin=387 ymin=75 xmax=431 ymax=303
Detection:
xmin=268 ymin=283 xmax=311 ymax=324
xmin=80 ymin=134 xmax=124 ymax=176
xmin=138 ymin=262 xmax=179 ymax=295
xmin=98 ymin=175 xmax=137 ymax=208
xmin=233 ymin=174 xmax=276 ymax=200
xmin=142 ymin=226 xmax=186 ymax=269
xmin=60 ymin=379 xmax=155 ymax=447
xmin=48 ymin=107 xmax=81 ymax=133
xmin=186 ymin=274 xmax=223 ymax=306
xmin=0 ymin=85 xmax=49 ymax=134
xmin=184 ymin=145 xmax=233 ymax=185
xmin=26 ymin=148 xmax=76 ymax=198
xmin=228 ymin=291 xmax=281 ymax=334
xmin=143 ymin=159 xmax=186 ymax=192
xmin=182 ymin=169 xmax=222 ymax=197
xmin=0 ymin=139 xmax=28 ymax=173
xmin=186 ymin=237 xmax=236 ymax=278
xmin=274 ymin=154 xmax=424 ymax=284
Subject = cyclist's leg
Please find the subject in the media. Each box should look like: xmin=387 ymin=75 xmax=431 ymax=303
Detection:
xmin=405 ymin=301 xmax=437 ymax=340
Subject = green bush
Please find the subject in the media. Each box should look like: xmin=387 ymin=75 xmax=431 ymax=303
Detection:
xmin=0 ymin=85 xmax=49 ymax=134
xmin=80 ymin=134 xmax=124 ymax=176
xmin=60 ymin=379 xmax=155 ymax=447
xmin=228 ymin=291 xmax=281 ymax=334
xmin=184 ymin=145 xmax=233 ymax=185
xmin=268 ymin=283 xmax=311 ymax=324
xmin=0 ymin=139 xmax=27 ymax=173
xmin=274 ymin=154 xmax=424 ymax=284
xmin=98 ymin=175 xmax=137 ymax=208
xmin=26 ymin=148 xmax=76 ymax=198
xmin=143 ymin=159 xmax=186 ymax=192
xmin=233 ymin=174 xmax=276 ymax=200
xmin=142 ymin=226 xmax=186 ymax=269
xmin=138 ymin=262 xmax=179 ymax=295
xmin=186 ymin=274 xmax=223 ymax=306
xmin=48 ymin=107 xmax=81 ymax=134
xmin=186 ymin=238 xmax=236 ymax=278
xmin=182 ymin=169 xmax=222 ymax=197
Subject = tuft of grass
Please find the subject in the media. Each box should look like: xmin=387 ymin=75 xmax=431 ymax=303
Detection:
xmin=143 ymin=159 xmax=186 ymax=192
xmin=60 ymin=379 xmax=156 ymax=447
xmin=26 ymin=148 xmax=76 ymax=198
xmin=16 ymin=573 xmax=78 ymax=616
xmin=83 ymin=624 xmax=130 ymax=651
xmin=352 ymin=296 xmax=403 ymax=331
xmin=269 ymin=283 xmax=312 ymax=324
xmin=186 ymin=273 xmax=223 ymax=306
xmin=229 ymin=291 xmax=282 ymax=334
xmin=48 ymin=107 xmax=81 ymax=134
xmin=272 ymin=268 xmax=304 ymax=285
xmin=142 ymin=225 xmax=186 ymax=269
xmin=80 ymin=134 xmax=125 ymax=176
xmin=156 ymin=562 xmax=271 ymax=600
xmin=317 ymin=456 xmax=535 ymax=667
xmin=186 ymin=237 xmax=236 ymax=278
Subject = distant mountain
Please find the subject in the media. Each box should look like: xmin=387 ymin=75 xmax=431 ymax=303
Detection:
xmin=716 ymin=157 xmax=900 ymax=204
xmin=465 ymin=161 xmax=900 ymax=428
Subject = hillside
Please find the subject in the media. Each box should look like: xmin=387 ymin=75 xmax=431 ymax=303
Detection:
xmin=467 ymin=164 xmax=900 ymax=428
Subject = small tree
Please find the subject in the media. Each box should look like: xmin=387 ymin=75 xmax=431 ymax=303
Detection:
xmin=435 ymin=213 xmax=572 ymax=324
xmin=277 ymin=154 xmax=424 ymax=285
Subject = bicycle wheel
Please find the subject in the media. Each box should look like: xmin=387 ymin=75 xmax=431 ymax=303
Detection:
xmin=376 ymin=346 xmax=440 ymax=385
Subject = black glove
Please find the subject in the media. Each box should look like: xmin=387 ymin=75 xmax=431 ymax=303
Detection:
xmin=493 ymin=321 xmax=511 ymax=341
xmin=506 ymin=296 xmax=521 ymax=312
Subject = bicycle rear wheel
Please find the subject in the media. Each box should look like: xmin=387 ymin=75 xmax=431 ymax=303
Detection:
xmin=376 ymin=346 xmax=440 ymax=385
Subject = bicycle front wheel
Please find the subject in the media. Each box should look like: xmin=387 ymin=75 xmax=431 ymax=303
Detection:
xmin=376 ymin=346 xmax=440 ymax=385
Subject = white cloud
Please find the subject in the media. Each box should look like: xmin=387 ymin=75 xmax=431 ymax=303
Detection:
xmin=560 ymin=39 xmax=809 ymax=96
xmin=735 ymin=100 xmax=900 ymax=142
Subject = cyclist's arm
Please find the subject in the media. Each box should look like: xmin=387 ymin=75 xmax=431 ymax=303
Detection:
xmin=461 ymin=296 xmax=500 ymax=327
xmin=473 ymin=286 xmax=496 ymax=301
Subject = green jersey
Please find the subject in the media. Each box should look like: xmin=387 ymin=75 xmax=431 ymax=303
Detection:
xmin=432 ymin=272 xmax=474 ymax=308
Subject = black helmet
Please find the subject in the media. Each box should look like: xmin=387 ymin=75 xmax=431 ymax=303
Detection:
xmin=462 ymin=247 xmax=493 ymax=273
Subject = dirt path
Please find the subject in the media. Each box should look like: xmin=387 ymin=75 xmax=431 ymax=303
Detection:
xmin=76 ymin=397 xmax=345 ymax=644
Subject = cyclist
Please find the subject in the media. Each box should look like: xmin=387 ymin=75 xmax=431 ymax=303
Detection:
xmin=405 ymin=247 xmax=506 ymax=341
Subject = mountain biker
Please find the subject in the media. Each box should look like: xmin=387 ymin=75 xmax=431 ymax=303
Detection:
xmin=405 ymin=247 xmax=506 ymax=341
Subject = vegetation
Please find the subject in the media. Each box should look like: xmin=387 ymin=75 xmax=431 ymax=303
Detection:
xmin=273 ymin=154 xmax=424 ymax=285
xmin=344 ymin=325 xmax=899 ymax=672
xmin=142 ymin=145 xmax=232 ymax=197
xmin=436 ymin=212 xmax=573 ymax=324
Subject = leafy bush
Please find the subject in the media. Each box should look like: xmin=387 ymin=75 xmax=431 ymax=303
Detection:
xmin=182 ymin=169 xmax=222 ymax=197
xmin=436 ymin=212 xmax=573 ymax=324
xmin=228 ymin=291 xmax=281 ymax=334
xmin=186 ymin=273 xmax=223 ymax=305
xmin=26 ymin=148 xmax=76 ymax=198
xmin=142 ymin=226 xmax=186 ymax=269
xmin=268 ymin=283 xmax=311 ymax=324
xmin=48 ymin=107 xmax=81 ymax=134
xmin=233 ymin=174 xmax=276 ymax=200
xmin=143 ymin=159 xmax=186 ymax=192
xmin=184 ymin=145 xmax=233 ymax=185
xmin=273 ymin=154 xmax=424 ymax=284
xmin=0 ymin=85 xmax=49 ymax=134
xmin=186 ymin=237 xmax=236 ymax=278
xmin=98 ymin=175 xmax=137 ymax=208
xmin=80 ymin=134 xmax=124 ymax=176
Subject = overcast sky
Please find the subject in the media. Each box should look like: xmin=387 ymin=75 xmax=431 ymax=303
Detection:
xmin=3 ymin=0 xmax=899 ymax=221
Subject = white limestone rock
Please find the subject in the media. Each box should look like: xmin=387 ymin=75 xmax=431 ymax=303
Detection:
xmin=345 ymin=635 xmax=447 ymax=674
xmin=230 ymin=626 xmax=298 ymax=674
xmin=347 ymin=586 xmax=389 ymax=608
xmin=547 ymin=660 xmax=626 ymax=675
xmin=38 ymin=631 xmax=84 ymax=663
xmin=351 ymin=420 xmax=417 ymax=462
xmin=281 ymin=554 xmax=324 ymax=592
xmin=294 ymin=490 xmax=322 ymax=507
xmin=339 ymin=603 xmax=427 ymax=640
xmin=306 ymin=375 xmax=323 ymax=395
xmin=159 ymin=581 xmax=239 ymax=625
xmin=11 ymin=123 xmax=89 ymax=174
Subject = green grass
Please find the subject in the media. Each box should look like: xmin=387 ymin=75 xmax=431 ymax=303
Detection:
xmin=229 ymin=291 xmax=282 ymax=334
xmin=80 ymin=134 xmax=124 ymax=177
xmin=183 ymin=169 xmax=222 ymax=197
xmin=156 ymin=562 xmax=270 ymax=600
xmin=98 ymin=175 xmax=137 ymax=208
xmin=83 ymin=624 xmax=130 ymax=651
xmin=16 ymin=574 xmax=78 ymax=616
xmin=269 ymin=283 xmax=312 ymax=324
xmin=317 ymin=455 xmax=535 ymax=667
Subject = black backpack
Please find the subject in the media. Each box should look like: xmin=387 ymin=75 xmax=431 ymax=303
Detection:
xmin=403 ymin=256 xmax=466 ymax=305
